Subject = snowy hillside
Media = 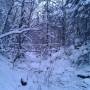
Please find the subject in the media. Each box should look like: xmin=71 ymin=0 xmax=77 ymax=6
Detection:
xmin=0 ymin=44 xmax=90 ymax=90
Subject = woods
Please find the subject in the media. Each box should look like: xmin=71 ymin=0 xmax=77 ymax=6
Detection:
xmin=0 ymin=0 xmax=90 ymax=90
xmin=0 ymin=0 xmax=90 ymax=63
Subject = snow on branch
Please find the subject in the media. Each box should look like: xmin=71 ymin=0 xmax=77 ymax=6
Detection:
xmin=0 ymin=28 xmax=39 ymax=39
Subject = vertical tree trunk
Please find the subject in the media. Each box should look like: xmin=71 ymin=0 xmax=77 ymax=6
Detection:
xmin=61 ymin=1 xmax=66 ymax=46
xmin=1 ymin=0 xmax=14 ymax=51
xmin=2 ymin=0 xmax=14 ymax=33
xmin=46 ymin=0 xmax=49 ymax=47
xmin=27 ymin=0 xmax=34 ymax=27
xmin=13 ymin=0 xmax=25 ymax=64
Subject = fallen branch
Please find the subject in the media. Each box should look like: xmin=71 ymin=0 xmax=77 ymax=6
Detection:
xmin=0 ymin=28 xmax=39 ymax=39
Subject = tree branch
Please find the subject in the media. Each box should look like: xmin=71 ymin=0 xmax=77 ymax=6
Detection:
xmin=0 ymin=28 xmax=39 ymax=39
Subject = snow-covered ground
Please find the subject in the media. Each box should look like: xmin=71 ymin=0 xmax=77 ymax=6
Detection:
xmin=0 ymin=44 xmax=90 ymax=90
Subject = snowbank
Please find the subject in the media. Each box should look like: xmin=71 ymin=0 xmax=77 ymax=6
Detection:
xmin=0 ymin=43 xmax=90 ymax=90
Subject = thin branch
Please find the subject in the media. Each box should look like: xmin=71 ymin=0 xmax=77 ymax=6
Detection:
xmin=0 ymin=28 xmax=39 ymax=39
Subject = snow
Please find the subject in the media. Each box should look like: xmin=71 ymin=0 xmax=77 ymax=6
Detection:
xmin=25 ymin=52 xmax=39 ymax=62
xmin=0 ymin=44 xmax=90 ymax=90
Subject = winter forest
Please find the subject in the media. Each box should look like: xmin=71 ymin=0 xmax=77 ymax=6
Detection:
xmin=0 ymin=0 xmax=90 ymax=90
